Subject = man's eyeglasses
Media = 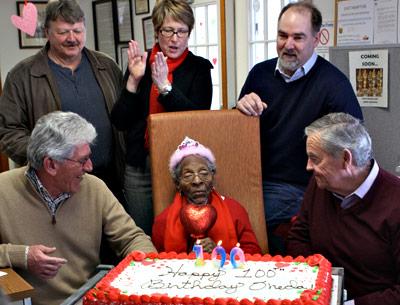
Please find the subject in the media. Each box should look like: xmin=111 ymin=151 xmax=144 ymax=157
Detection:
xmin=181 ymin=170 xmax=211 ymax=183
xmin=63 ymin=156 xmax=91 ymax=166
xmin=159 ymin=28 xmax=189 ymax=38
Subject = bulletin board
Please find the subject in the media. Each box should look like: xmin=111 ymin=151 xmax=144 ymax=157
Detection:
xmin=330 ymin=44 xmax=400 ymax=175
xmin=334 ymin=0 xmax=399 ymax=46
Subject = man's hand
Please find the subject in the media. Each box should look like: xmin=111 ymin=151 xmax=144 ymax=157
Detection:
xmin=198 ymin=237 xmax=217 ymax=254
xmin=236 ymin=92 xmax=267 ymax=116
xmin=27 ymin=245 xmax=67 ymax=280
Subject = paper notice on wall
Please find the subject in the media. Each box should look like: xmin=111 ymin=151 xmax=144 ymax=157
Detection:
xmin=373 ymin=0 xmax=398 ymax=44
xmin=337 ymin=0 xmax=374 ymax=46
xmin=349 ymin=49 xmax=388 ymax=108
xmin=316 ymin=21 xmax=334 ymax=61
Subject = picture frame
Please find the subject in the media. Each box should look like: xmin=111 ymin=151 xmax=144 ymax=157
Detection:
xmin=142 ymin=16 xmax=155 ymax=51
xmin=16 ymin=1 xmax=47 ymax=49
xmin=118 ymin=44 xmax=129 ymax=72
xmin=135 ymin=0 xmax=149 ymax=15
xmin=93 ymin=0 xmax=117 ymax=61
xmin=116 ymin=0 xmax=134 ymax=43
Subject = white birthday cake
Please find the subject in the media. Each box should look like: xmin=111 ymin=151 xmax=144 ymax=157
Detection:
xmin=83 ymin=252 xmax=332 ymax=305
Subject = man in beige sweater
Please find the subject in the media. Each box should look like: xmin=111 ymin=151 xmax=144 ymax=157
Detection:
xmin=0 ymin=111 xmax=156 ymax=305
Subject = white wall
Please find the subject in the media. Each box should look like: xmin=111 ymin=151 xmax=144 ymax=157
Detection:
xmin=0 ymin=0 xmax=94 ymax=85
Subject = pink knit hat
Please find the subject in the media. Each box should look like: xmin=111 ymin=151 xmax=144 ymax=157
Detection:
xmin=169 ymin=136 xmax=216 ymax=173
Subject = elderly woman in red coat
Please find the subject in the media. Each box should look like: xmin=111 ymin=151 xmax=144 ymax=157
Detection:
xmin=152 ymin=137 xmax=261 ymax=254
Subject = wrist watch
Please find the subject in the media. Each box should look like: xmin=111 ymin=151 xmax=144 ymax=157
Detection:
xmin=160 ymin=83 xmax=172 ymax=96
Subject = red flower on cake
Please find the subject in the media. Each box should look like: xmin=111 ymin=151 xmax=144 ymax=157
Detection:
xmin=254 ymin=298 xmax=266 ymax=305
xmin=191 ymin=297 xmax=203 ymax=304
xmin=131 ymin=251 xmax=146 ymax=261
xmin=239 ymin=299 xmax=252 ymax=305
xmin=129 ymin=294 xmax=141 ymax=303
xmin=150 ymin=295 xmax=161 ymax=303
xmin=226 ymin=298 xmax=240 ymax=305
xmin=146 ymin=252 xmax=158 ymax=259
xmin=160 ymin=295 xmax=172 ymax=304
xmin=204 ymin=297 xmax=215 ymax=305
xmin=95 ymin=291 xmax=105 ymax=300
xmin=306 ymin=255 xmax=323 ymax=267
xmin=172 ymin=296 xmax=182 ymax=304
xmin=266 ymin=299 xmax=279 ymax=305
xmin=294 ymin=256 xmax=306 ymax=263
xmin=119 ymin=294 xmax=129 ymax=302
xmin=280 ymin=299 xmax=291 ymax=305
xmin=141 ymin=294 xmax=151 ymax=303
xmin=108 ymin=291 xmax=119 ymax=301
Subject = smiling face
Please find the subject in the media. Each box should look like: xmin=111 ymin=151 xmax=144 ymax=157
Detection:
xmin=49 ymin=143 xmax=93 ymax=196
xmin=157 ymin=15 xmax=189 ymax=59
xmin=177 ymin=155 xmax=214 ymax=205
xmin=276 ymin=8 xmax=319 ymax=76
xmin=46 ymin=18 xmax=86 ymax=63
xmin=306 ymin=134 xmax=348 ymax=194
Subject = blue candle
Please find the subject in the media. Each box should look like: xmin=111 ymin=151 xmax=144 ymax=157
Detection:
xmin=230 ymin=243 xmax=245 ymax=268
xmin=211 ymin=240 xmax=226 ymax=268
xmin=192 ymin=240 xmax=204 ymax=266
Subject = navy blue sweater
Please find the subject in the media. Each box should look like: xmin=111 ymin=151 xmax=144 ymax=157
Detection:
xmin=239 ymin=56 xmax=363 ymax=186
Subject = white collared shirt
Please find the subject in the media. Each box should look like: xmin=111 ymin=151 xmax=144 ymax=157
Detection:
xmin=275 ymin=52 xmax=318 ymax=82
xmin=333 ymin=160 xmax=379 ymax=209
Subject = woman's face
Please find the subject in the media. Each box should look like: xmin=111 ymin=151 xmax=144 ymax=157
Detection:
xmin=157 ymin=15 xmax=189 ymax=59
xmin=177 ymin=155 xmax=214 ymax=205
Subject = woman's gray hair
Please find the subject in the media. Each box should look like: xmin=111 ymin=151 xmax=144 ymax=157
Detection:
xmin=44 ymin=0 xmax=85 ymax=28
xmin=171 ymin=155 xmax=216 ymax=185
xmin=305 ymin=112 xmax=372 ymax=167
xmin=27 ymin=111 xmax=97 ymax=169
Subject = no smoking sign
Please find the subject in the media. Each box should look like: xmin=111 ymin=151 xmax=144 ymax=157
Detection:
xmin=319 ymin=28 xmax=330 ymax=45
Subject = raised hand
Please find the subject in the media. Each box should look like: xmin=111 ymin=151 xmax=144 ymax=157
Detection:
xmin=151 ymin=52 xmax=170 ymax=91
xmin=27 ymin=245 xmax=67 ymax=280
xmin=126 ymin=40 xmax=148 ymax=93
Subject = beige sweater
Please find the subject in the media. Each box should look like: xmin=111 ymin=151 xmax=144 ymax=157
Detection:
xmin=0 ymin=167 xmax=156 ymax=305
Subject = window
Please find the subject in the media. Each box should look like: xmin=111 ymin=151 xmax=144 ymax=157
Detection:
xmin=249 ymin=0 xmax=295 ymax=68
xmin=189 ymin=1 xmax=221 ymax=110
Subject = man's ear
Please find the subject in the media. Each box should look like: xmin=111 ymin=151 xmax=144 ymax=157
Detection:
xmin=343 ymin=149 xmax=353 ymax=168
xmin=43 ymin=156 xmax=58 ymax=176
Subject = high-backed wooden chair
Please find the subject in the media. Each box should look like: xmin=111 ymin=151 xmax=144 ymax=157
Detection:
xmin=148 ymin=109 xmax=268 ymax=254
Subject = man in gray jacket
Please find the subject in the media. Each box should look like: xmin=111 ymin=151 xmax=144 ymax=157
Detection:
xmin=0 ymin=0 xmax=125 ymax=199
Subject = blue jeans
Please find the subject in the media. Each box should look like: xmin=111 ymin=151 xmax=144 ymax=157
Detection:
xmin=263 ymin=181 xmax=306 ymax=254
xmin=124 ymin=156 xmax=153 ymax=236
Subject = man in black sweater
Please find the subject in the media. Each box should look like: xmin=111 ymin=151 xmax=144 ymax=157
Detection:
xmin=236 ymin=2 xmax=363 ymax=254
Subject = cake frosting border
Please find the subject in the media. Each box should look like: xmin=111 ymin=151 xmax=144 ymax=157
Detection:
xmin=83 ymin=251 xmax=332 ymax=305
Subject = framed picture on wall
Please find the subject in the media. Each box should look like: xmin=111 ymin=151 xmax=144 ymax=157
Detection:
xmin=93 ymin=0 xmax=117 ymax=60
xmin=135 ymin=0 xmax=149 ymax=15
xmin=16 ymin=1 xmax=47 ymax=49
xmin=116 ymin=0 xmax=133 ymax=43
xmin=118 ymin=44 xmax=129 ymax=72
xmin=142 ymin=16 xmax=154 ymax=51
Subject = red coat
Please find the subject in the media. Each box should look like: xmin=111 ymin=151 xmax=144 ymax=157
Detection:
xmin=152 ymin=194 xmax=261 ymax=254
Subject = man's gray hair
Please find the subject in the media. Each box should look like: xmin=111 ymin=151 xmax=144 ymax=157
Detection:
xmin=44 ymin=0 xmax=85 ymax=28
xmin=305 ymin=112 xmax=372 ymax=167
xmin=27 ymin=111 xmax=97 ymax=169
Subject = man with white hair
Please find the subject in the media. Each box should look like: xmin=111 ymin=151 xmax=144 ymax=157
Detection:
xmin=287 ymin=112 xmax=400 ymax=305
xmin=0 ymin=111 xmax=156 ymax=305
